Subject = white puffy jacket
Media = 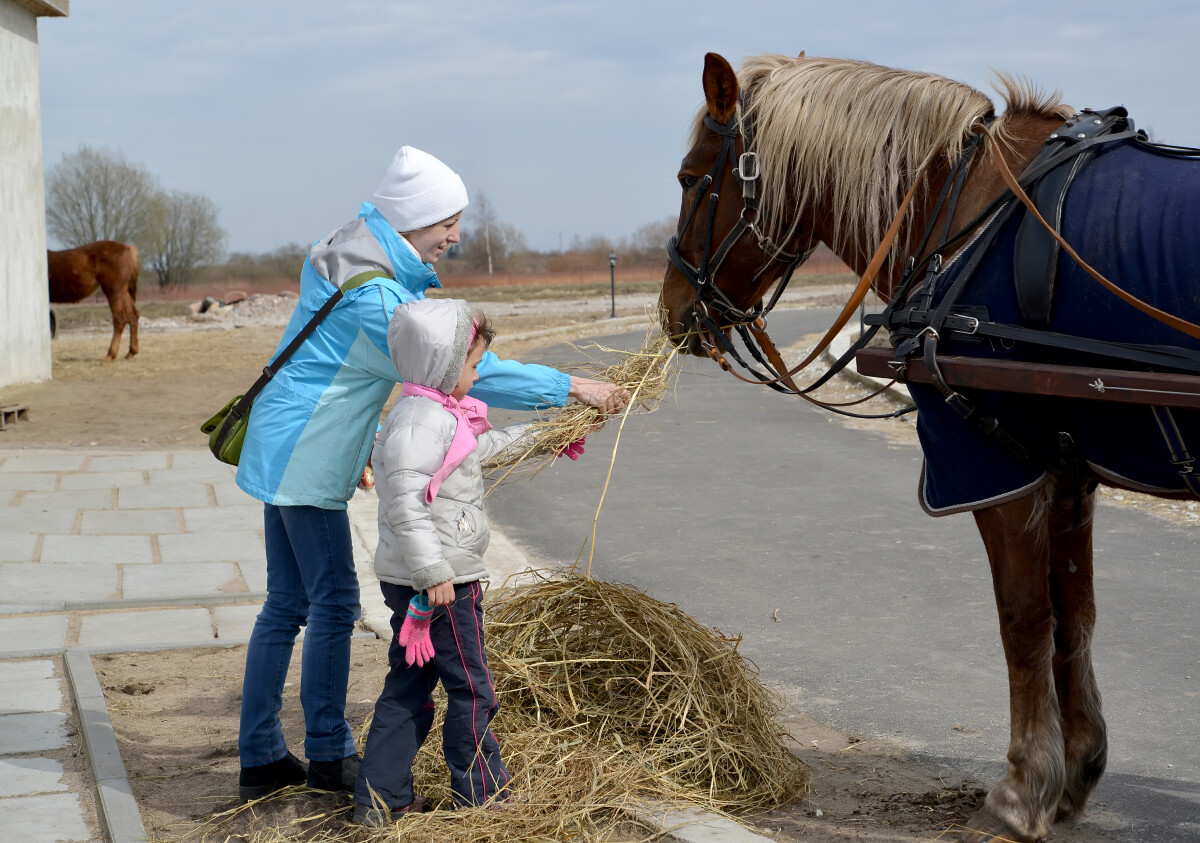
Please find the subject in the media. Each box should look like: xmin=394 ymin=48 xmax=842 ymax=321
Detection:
xmin=372 ymin=299 xmax=530 ymax=591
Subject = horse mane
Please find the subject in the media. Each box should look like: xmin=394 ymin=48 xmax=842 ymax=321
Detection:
xmin=690 ymin=53 xmax=1073 ymax=262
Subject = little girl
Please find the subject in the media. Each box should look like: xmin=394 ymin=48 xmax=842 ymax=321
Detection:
xmin=354 ymin=297 xmax=578 ymax=824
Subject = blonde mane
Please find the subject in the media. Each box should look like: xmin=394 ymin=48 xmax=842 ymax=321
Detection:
xmin=690 ymin=53 xmax=1072 ymax=261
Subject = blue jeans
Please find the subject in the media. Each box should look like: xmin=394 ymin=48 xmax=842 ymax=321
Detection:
xmin=238 ymin=504 xmax=361 ymax=766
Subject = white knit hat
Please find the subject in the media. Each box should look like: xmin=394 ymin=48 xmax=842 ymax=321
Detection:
xmin=371 ymin=146 xmax=469 ymax=232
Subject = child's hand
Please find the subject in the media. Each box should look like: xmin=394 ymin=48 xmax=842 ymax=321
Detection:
xmin=426 ymin=579 xmax=456 ymax=607
xmin=557 ymin=438 xmax=586 ymax=460
xmin=398 ymin=595 xmax=435 ymax=667
xmin=357 ymin=466 xmax=375 ymax=491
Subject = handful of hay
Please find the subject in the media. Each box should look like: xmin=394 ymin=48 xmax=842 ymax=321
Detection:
xmin=482 ymin=327 xmax=679 ymax=484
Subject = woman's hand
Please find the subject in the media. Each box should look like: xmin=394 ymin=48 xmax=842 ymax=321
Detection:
xmin=569 ymin=377 xmax=632 ymax=415
xmin=426 ymin=580 xmax=456 ymax=607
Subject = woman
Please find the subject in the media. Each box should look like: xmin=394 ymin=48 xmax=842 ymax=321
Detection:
xmin=234 ymin=146 xmax=628 ymax=800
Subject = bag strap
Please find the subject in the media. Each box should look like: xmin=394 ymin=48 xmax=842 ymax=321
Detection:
xmin=232 ymin=270 xmax=391 ymax=415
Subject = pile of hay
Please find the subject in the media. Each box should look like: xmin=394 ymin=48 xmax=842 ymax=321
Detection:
xmin=195 ymin=573 xmax=807 ymax=842
xmin=482 ymin=327 xmax=679 ymax=484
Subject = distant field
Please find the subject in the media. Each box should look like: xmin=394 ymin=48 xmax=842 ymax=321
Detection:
xmin=54 ymin=265 xmax=855 ymax=328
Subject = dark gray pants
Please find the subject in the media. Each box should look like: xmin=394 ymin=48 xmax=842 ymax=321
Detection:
xmin=355 ymin=580 xmax=509 ymax=810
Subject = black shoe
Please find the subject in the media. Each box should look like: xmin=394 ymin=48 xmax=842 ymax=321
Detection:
xmin=353 ymin=796 xmax=431 ymax=827
xmin=306 ymin=754 xmax=360 ymax=793
xmin=239 ymin=751 xmax=307 ymax=802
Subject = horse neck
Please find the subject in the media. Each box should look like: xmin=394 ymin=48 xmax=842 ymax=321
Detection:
xmin=814 ymin=113 xmax=1062 ymax=302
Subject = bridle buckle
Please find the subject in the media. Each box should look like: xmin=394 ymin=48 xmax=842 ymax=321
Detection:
xmin=735 ymin=151 xmax=759 ymax=181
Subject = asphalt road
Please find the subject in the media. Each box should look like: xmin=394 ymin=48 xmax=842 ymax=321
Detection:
xmin=485 ymin=307 xmax=1200 ymax=842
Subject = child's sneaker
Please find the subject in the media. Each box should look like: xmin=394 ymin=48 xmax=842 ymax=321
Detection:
xmin=352 ymin=796 xmax=430 ymax=826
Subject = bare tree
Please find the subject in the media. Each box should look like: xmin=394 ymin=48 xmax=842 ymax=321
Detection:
xmin=45 ymin=145 xmax=159 ymax=248
xmin=144 ymin=190 xmax=227 ymax=287
xmin=472 ymin=191 xmax=498 ymax=274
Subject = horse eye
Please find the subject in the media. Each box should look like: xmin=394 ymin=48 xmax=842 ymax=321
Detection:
xmin=679 ymin=175 xmax=699 ymax=191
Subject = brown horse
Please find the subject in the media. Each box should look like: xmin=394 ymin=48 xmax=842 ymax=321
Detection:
xmin=661 ymin=53 xmax=1200 ymax=842
xmin=48 ymin=240 xmax=141 ymax=360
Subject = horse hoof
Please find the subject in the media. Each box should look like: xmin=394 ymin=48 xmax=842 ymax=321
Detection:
xmin=952 ymin=807 xmax=1034 ymax=842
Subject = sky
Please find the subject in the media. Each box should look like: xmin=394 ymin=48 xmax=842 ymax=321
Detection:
xmin=35 ymin=0 xmax=1200 ymax=256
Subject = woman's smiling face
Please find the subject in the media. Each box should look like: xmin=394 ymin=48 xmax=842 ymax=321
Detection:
xmin=403 ymin=213 xmax=462 ymax=263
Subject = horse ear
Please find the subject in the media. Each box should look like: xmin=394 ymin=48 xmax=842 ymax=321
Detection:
xmin=702 ymin=52 xmax=738 ymax=124
xmin=798 ymin=50 xmax=806 ymax=58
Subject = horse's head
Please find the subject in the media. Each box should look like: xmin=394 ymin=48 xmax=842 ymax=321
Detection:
xmin=661 ymin=52 xmax=817 ymax=358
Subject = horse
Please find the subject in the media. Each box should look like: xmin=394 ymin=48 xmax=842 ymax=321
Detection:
xmin=48 ymin=240 xmax=141 ymax=360
xmin=660 ymin=52 xmax=1200 ymax=842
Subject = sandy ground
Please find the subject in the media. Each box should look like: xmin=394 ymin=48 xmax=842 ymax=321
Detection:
xmin=6 ymin=289 xmax=1170 ymax=841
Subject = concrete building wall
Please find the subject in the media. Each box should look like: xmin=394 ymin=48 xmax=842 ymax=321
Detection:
xmin=0 ymin=0 xmax=66 ymax=388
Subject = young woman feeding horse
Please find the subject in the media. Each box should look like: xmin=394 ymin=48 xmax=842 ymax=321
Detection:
xmin=660 ymin=52 xmax=1200 ymax=843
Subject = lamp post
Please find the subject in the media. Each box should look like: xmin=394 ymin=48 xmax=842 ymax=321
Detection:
xmin=608 ymin=252 xmax=617 ymax=318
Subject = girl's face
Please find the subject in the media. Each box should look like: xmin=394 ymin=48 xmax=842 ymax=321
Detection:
xmin=452 ymin=340 xmax=486 ymax=400
xmin=403 ymin=213 xmax=462 ymax=263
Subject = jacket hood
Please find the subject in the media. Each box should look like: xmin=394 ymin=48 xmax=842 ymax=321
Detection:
xmin=387 ymin=298 xmax=475 ymax=393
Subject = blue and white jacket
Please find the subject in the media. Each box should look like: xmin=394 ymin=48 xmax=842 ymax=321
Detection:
xmin=235 ymin=203 xmax=570 ymax=509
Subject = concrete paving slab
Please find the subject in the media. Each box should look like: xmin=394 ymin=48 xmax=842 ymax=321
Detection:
xmin=171 ymin=451 xmax=235 ymax=471
xmin=0 ymin=454 xmax=85 ymax=473
xmin=0 ymin=472 xmax=57 ymax=491
xmin=0 ymin=532 xmax=38 ymax=564
xmin=77 ymin=608 xmax=214 ymax=649
xmin=636 ymin=804 xmax=771 ymax=843
xmin=40 ymin=535 xmax=154 ymax=566
xmin=88 ymin=453 xmax=167 ymax=472
xmin=0 ymin=508 xmax=79 ymax=535
xmin=59 ymin=471 xmax=145 ymax=491
xmin=212 ymin=481 xmax=257 ymax=507
xmin=149 ymin=465 xmax=236 ymax=485
xmin=0 ymin=757 xmax=69 ymax=796
xmin=17 ymin=489 xmax=114 ymax=512
xmin=79 ymin=509 xmax=182 ymax=535
xmin=0 ymin=792 xmax=92 ymax=842
xmin=0 ymin=660 xmax=62 ymax=713
xmin=157 ymin=530 xmax=262 ymax=564
xmin=238 ymin=559 xmax=267 ymax=592
xmin=0 ymin=711 xmax=68 ymax=754
xmin=213 ymin=603 xmax=262 ymax=640
xmin=118 ymin=483 xmax=211 ymax=510
xmin=1 ymin=489 xmax=14 ymax=506
xmin=0 ymin=616 xmax=68 ymax=656
xmin=0 ymin=565 xmax=118 ymax=604
xmin=183 ymin=504 xmax=262 ymax=533
xmin=121 ymin=562 xmax=243 ymax=600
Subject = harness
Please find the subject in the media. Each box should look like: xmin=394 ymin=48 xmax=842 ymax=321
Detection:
xmin=867 ymin=107 xmax=1200 ymax=496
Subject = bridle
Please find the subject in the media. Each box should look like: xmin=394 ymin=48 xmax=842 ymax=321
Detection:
xmin=666 ymin=102 xmax=913 ymax=419
xmin=666 ymin=100 xmax=814 ymax=369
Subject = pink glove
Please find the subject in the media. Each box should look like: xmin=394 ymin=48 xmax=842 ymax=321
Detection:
xmin=557 ymin=437 xmax=586 ymax=461
xmin=397 ymin=594 xmax=435 ymax=667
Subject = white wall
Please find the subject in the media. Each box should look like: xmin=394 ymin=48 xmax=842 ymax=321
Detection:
xmin=0 ymin=0 xmax=53 ymax=387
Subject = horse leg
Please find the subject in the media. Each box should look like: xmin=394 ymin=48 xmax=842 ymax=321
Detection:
xmin=125 ymin=296 xmax=140 ymax=358
xmin=960 ymin=490 xmax=1063 ymax=842
xmin=1047 ymin=483 xmax=1106 ymax=820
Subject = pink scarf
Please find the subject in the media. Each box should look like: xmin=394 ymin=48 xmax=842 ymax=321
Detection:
xmin=400 ymin=381 xmax=492 ymax=504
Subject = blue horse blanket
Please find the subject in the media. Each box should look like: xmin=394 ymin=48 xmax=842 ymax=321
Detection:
xmin=910 ymin=139 xmax=1200 ymax=515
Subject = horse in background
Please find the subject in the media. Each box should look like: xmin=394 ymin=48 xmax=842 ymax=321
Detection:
xmin=48 ymin=240 xmax=141 ymax=360
xmin=661 ymin=52 xmax=1200 ymax=842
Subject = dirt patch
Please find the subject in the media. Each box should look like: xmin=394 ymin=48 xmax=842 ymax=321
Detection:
xmin=98 ymin=643 xmax=999 ymax=843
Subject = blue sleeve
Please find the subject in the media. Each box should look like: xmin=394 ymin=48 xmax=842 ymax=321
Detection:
xmin=469 ymin=351 xmax=571 ymax=410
